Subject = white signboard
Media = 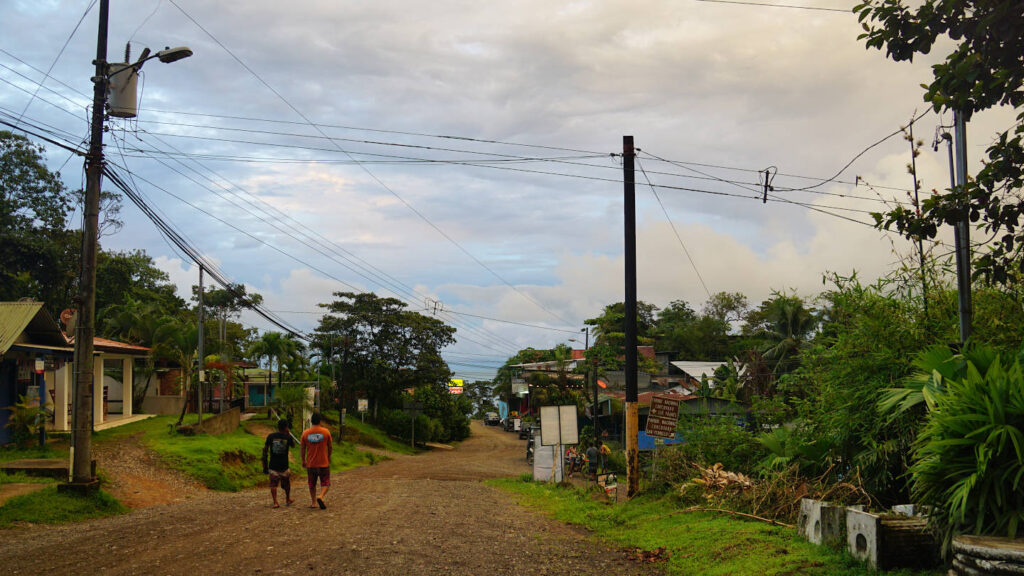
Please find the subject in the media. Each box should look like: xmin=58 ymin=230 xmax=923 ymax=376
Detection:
xmin=540 ymin=405 xmax=579 ymax=446
xmin=532 ymin=444 xmax=565 ymax=483
xmin=357 ymin=398 xmax=369 ymax=413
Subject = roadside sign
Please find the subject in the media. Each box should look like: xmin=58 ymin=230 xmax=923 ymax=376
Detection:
xmin=540 ymin=405 xmax=578 ymax=446
xmin=403 ymin=400 xmax=424 ymax=414
xmin=357 ymin=398 xmax=368 ymax=413
xmin=646 ymin=394 xmax=682 ymax=439
xmin=448 ymin=377 xmax=464 ymax=394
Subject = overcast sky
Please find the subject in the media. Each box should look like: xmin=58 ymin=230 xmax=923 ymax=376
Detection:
xmin=1 ymin=1 xmax=1015 ymax=380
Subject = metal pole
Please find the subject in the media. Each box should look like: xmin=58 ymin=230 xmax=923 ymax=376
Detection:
xmin=70 ymin=0 xmax=109 ymax=486
xmin=623 ymin=135 xmax=639 ymax=497
xmin=197 ymin=265 xmax=204 ymax=424
xmin=953 ymin=110 xmax=972 ymax=344
xmin=908 ymin=123 xmax=928 ymax=316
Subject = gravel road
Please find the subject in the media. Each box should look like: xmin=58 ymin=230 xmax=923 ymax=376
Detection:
xmin=1 ymin=421 xmax=664 ymax=576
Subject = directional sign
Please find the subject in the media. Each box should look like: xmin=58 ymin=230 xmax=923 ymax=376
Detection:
xmin=645 ymin=394 xmax=682 ymax=439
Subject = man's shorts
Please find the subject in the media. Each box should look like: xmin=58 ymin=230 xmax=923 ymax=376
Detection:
xmin=307 ymin=466 xmax=331 ymax=488
xmin=268 ymin=469 xmax=291 ymax=488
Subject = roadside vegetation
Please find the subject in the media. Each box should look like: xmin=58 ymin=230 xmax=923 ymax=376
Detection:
xmin=0 ymin=486 xmax=126 ymax=528
xmin=492 ymin=478 xmax=943 ymax=576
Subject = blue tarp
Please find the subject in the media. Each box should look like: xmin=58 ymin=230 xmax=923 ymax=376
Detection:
xmin=638 ymin=430 xmax=684 ymax=451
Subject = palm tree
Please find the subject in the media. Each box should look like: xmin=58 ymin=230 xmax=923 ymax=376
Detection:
xmin=151 ymin=316 xmax=199 ymax=426
xmin=756 ymin=294 xmax=817 ymax=375
xmin=248 ymin=331 xmax=301 ymax=407
xmin=100 ymin=298 xmax=165 ymax=411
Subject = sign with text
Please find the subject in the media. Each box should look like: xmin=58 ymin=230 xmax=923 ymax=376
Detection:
xmin=448 ymin=378 xmax=464 ymax=394
xmin=357 ymin=398 xmax=368 ymax=413
xmin=645 ymin=394 xmax=682 ymax=439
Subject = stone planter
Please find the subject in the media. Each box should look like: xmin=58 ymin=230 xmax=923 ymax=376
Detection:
xmin=951 ymin=534 xmax=1024 ymax=575
xmin=846 ymin=508 xmax=938 ymax=570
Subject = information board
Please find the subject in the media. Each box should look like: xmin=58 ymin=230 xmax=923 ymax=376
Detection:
xmin=540 ymin=405 xmax=579 ymax=446
xmin=645 ymin=394 xmax=682 ymax=439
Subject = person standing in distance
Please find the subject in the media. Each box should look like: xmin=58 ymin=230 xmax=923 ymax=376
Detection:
xmin=262 ymin=419 xmax=295 ymax=508
xmin=301 ymin=412 xmax=333 ymax=509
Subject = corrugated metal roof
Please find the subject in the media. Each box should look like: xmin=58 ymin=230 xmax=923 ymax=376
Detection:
xmin=0 ymin=302 xmax=44 ymax=354
xmin=670 ymin=361 xmax=727 ymax=380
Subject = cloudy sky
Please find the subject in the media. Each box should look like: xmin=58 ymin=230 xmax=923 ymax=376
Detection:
xmin=1 ymin=0 xmax=1014 ymax=380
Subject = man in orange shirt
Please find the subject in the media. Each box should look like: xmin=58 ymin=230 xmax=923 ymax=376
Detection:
xmin=300 ymin=412 xmax=333 ymax=509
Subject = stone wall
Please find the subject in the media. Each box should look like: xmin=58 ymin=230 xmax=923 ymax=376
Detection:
xmin=195 ymin=407 xmax=240 ymax=435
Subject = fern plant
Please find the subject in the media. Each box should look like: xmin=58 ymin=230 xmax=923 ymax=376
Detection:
xmin=909 ymin=344 xmax=1024 ymax=552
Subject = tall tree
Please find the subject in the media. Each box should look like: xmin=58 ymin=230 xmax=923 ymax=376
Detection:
xmin=314 ymin=292 xmax=456 ymax=417
xmin=855 ymin=0 xmax=1024 ymax=283
xmin=744 ymin=293 xmax=818 ymax=376
xmin=96 ymin=249 xmax=184 ymax=315
xmin=0 ymin=131 xmax=78 ymax=312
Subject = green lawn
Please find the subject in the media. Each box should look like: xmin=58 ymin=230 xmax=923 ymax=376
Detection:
xmin=330 ymin=410 xmax=417 ymax=455
xmin=0 ymin=485 xmax=126 ymax=528
xmin=490 ymin=477 xmax=945 ymax=576
xmin=95 ymin=414 xmax=386 ymax=491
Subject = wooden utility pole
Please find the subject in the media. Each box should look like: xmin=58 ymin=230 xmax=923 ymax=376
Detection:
xmin=623 ymin=136 xmax=639 ymax=497
xmin=68 ymin=0 xmax=110 ymax=490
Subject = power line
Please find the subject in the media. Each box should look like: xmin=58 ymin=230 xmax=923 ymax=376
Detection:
xmin=167 ymin=0 xmax=574 ymax=328
xmin=124 ymin=128 xmax=523 ymax=353
xmin=14 ymin=0 xmax=96 ymax=124
xmin=102 ymin=164 xmax=311 ymax=339
xmin=694 ymin=0 xmax=851 ymax=13
xmin=636 ymin=157 xmax=712 ymax=299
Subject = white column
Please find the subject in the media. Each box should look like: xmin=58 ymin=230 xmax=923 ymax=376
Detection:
xmin=54 ymin=363 xmax=71 ymax=431
xmin=123 ymin=357 xmax=133 ymax=418
xmin=93 ymin=355 xmax=104 ymax=425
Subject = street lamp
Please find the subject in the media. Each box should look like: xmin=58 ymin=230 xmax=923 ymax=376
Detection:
xmin=67 ymin=0 xmax=192 ymax=491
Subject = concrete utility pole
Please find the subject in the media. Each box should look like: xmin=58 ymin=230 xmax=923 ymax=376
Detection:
xmin=68 ymin=0 xmax=110 ymax=490
xmin=197 ymin=265 xmax=204 ymax=423
xmin=622 ymin=135 xmax=639 ymax=497
xmin=953 ymin=110 xmax=972 ymax=345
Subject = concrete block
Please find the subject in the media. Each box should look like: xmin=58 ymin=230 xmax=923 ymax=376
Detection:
xmin=847 ymin=508 xmax=882 ymax=570
xmin=892 ymin=504 xmax=917 ymax=516
xmin=798 ymin=499 xmax=847 ymax=546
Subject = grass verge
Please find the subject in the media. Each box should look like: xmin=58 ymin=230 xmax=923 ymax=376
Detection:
xmin=96 ymin=414 xmax=387 ymax=491
xmin=0 ymin=486 xmax=126 ymax=528
xmin=331 ymin=411 xmax=416 ymax=455
xmin=489 ymin=477 xmax=945 ymax=576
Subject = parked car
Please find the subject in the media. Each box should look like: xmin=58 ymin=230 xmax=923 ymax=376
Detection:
xmin=483 ymin=412 xmax=501 ymax=426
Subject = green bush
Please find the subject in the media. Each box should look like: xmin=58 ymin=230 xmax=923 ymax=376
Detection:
xmin=379 ymin=408 xmax=443 ymax=444
xmin=650 ymin=416 xmax=764 ymax=488
xmin=4 ymin=395 xmax=45 ymax=448
xmin=910 ymin=344 xmax=1024 ymax=552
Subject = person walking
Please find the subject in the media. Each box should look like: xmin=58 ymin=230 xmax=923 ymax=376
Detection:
xmin=301 ymin=412 xmax=333 ymax=509
xmin=262 ymin=419 xmax=295 ymax=508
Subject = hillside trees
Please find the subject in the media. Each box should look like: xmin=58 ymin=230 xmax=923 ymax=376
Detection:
xmin=855 ymin=0 xmax=1024 ymax=283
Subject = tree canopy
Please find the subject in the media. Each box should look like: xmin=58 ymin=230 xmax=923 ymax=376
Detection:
xmin=0 ymin=131 xmax=78 ymax=311
xmin=855 ymin=0 xmax=1024 ymax=283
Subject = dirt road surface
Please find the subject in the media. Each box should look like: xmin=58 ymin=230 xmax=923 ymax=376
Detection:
xmin=1 ymin=422 xmax=664 ymax=576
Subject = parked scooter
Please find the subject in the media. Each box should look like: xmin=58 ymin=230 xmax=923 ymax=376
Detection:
xmin=525 ymin=435 xmax=535 ymax=464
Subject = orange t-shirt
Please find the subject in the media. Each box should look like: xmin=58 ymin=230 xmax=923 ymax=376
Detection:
xmin=301 ymin=425 xmax=332 ymax=468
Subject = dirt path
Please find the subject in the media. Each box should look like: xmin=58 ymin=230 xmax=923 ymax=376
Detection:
xmin=93 ymin=433 xmax=207 ymax=509
xmin=0 ymin=422 xmax=663 ymax=576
